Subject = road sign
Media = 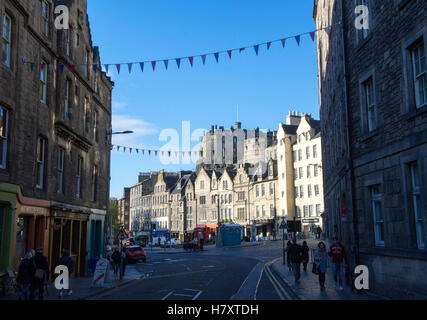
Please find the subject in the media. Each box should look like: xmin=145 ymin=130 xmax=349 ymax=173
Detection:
xmin=91 ymin=258 xmax=109 ymax=287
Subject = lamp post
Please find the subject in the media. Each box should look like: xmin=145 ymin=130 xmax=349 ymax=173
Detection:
xmin=104 ymin=129 xmax=133 ymax=256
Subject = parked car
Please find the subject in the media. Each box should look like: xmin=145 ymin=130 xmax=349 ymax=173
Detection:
xmin=125 ymin=245 xmax=146 ymax=263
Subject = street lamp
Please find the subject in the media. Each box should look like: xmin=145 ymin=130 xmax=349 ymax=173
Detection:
xmin=104 ymin=129 xmax=133 ymax=256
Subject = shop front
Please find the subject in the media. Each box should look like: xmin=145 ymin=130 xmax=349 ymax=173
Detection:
xmin=49 ymin=206 xmax=90 ymax=278
xmin=301 ymin=218 xmax=321 ymax=239
xmin=13 ymin=188 xmax=50 ymax=270
xmin=87 ymin=210 xmax=106 ymax=274
xmin=0 ymin=183 xmax=18 ymax=278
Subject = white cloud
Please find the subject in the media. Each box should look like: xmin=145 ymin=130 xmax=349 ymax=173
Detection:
xmin=112 ymin=101 xmax=128 ymax=112
xmin=112 ymin=114 xmax=158 ymax=147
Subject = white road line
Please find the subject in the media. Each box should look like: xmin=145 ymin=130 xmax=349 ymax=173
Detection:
xmin=254 ymin=268 xmax=264 ymax=300
xmin=173 ymin=293 xmax=193 ymax=297
xmin=202 ymin=265 xmax=215 ymax=268
xmin=192 ymin=290 xmax=203 ymax=300
xmin=161 ymin=291 xmax=174 ymax=300
xmin=184 ymin=289 xmax=201 ymax=292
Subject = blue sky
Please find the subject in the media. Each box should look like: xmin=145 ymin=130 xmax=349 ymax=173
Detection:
xmin=86 ymin=0 xmax=319 ymax=199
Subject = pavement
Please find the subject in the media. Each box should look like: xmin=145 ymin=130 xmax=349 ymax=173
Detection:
xmin=1 ymin=264 xmax=144 ymax=301
xmin=269 ymin=238 xmax=376 ymax=300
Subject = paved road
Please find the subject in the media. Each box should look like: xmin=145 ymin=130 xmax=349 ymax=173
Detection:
xmin=90 ymin=241 xmax=286 ymax=300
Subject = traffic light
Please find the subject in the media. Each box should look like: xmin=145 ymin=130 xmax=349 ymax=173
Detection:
xmin=152 ymin=223 xmax=156 ymax=233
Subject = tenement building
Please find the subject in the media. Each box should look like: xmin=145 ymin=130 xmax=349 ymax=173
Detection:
xmin=292 ymin=114 xmax=324 ymax=236
xmin=314 ymin=0 xmax=427 ymax=298
xmin=0 ymin=0 xmax=113 ymax=278
xmin=118 ymin=188 xmax=130 ymax=230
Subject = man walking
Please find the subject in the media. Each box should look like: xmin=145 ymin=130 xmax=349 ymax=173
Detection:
xmin=112 ymin=248 xmax=121 ymax=277
xmin=328 ymin=237 xmax=347 ymax=290
xmin=288 ymin=239 xmax=303 ymax=282
xmin=57 ymin=249 xmax=74 ymax=298
xmin=29 ymin=247 xmax=49 ymax=300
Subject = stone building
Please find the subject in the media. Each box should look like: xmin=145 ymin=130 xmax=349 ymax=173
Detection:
xmin=292 ymin=114 xmax=324 ymax=236
xmin=170 ymin=172 xmax=195 ymax=241
xmin=118 ymin=188 xmax=130 ymax=230
xmin=250 ymin=159 xmax=280 ymax=239
xmin=277 ymin=112 xmax=300 ymax=230
xmin=151 ymin=170 xmax=179 ymax=235
xmin=232 ymin=164 xmax=253 ymax=235
xmin=129 ymin=172 xmax=157 ymax=233
xmin=314 ymin=0 xmax=427 ymax=298
xmin=197 ymin=122 xmax=273 ymax=170
xmin=0 ymin=0 xmax=113 ymax=277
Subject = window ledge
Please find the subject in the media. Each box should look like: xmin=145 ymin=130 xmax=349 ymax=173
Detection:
xmin=355 ymin=32 xmax=373 ymax=53
xmin=360 ymin=128 xmax=380 ymax=142
xmin=403 ymin=105 xmax=427 ymax=122
xmin=359 ymin=246 xmax=427 ymax=260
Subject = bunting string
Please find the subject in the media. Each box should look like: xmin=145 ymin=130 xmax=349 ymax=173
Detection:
xmin=21 ymin=23 xmax=339 ymax=75
xmin=111 ymin=145 xmax=201 ymax=158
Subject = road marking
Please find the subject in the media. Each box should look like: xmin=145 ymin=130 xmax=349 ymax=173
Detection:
xmin=202 ymin=265 xmax=215 ymax=268
xmin=192 ymin=290 xmax=203 ymax=300
xmin=173 ymin=293 xmax=193 ymax=297
xmin=254 ymin=268 xmax=264 ymax=300
xmin=161 ymin=291 xmax=174 ymax=300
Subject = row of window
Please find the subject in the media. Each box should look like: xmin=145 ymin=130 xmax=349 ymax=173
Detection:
xmin=293 ymin=144 xmax=319 ymax=162
xmin=295 ymin=184 xmax=321 ymax=198
xmin=256 ymin=205 xmax=276 ymax=218
xmin=255 ymin=182 xmax=275 ymax=197
xmin=370 ymin=162 xmax=424 ymax=249
xmin=34 ymin=136 xmax=98 ymax=201
xmin=295 ymin=204 xmax=322 ymax=218
xmin=293 ymin=165 xmax=320 ymax=180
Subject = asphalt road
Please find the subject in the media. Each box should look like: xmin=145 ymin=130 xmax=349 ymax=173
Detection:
xmin=90 ymin=241 xmax=286 ymax=300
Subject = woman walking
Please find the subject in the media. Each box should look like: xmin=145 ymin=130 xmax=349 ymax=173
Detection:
xmin=286 ymin=240 xmax=292 ymax=271
xmin=313 ymin=241 xmax=328 ymax=290
xmin=17 ymin=252 xmax=33 ymax=300
xmin=301 ymin=241 xmax=310 ymax=272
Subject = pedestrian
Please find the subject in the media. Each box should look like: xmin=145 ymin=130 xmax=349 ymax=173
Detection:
xmin=286 ymin=240 xmax=292 ymax=271
xmin=29 ymin=247 xmax=49 ymax=300
xmin=57 ymin=249 xmax=74 ymax=298
xmin=17 ymin=252 xmax=33 ymax=300
xmin=328 ymin=237 xmax=347 ymax=290
xmin=192 ymin=237 xmax=197 ymax=252
xmin=301 ymin=241 xmax=310 ymax=272
xmin=112 ymin=248 xmax=121 ymax=276
xmin=121 ymin=248 xmax=128 ymax=277
xmin=313 ymin=241 xmax=328 ymax=290
xmin=317 ymin=227 xmax=322 ymax=240
xmin=288 ymin=239 xmax=303 ymax=282
xmin=199 ymin=233 xmax=205 ymax=251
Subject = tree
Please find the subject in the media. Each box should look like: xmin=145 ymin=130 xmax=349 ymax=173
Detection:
xmin=109 ymin=199 xmax=120 ymax=239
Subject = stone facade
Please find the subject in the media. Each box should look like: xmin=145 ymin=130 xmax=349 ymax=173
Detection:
xmin=0 ymin=0 xmax=112 ymax=276
xmin=314 ymin=0 xmax=427 ymax=298
xmin=118 ymin=187 xmax=130 ymax=230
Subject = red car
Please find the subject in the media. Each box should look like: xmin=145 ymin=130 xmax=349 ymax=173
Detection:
xmin=125 ymin=245 xmax=146 ymax=263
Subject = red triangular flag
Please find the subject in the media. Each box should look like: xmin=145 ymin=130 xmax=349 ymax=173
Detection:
xmin=152 ymin=61 xmax=156 ymax=71
xmin=40 ymin=62 xmax=45 ymax=70
xmin=163 ymin=60 xmax=169 ymax=70
xmin=267 ymin=42 xmax=272 ymax=50
xmin=188 ymin=57 xmax=194 ymax=67
xmin=71 ymin=65 xmax=76 ymax=73
xmin=281 ymin=39 xmax=286 ymax=48
xmin=201 ymin=55 xmax=206 ymax=65
xmin=227 ymin=50 xmax=232 ymax=59
xmin=116 ymin=64 xmax=121 ymax=74
xmin=310 ymin=31 xmax=315 ymax=42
